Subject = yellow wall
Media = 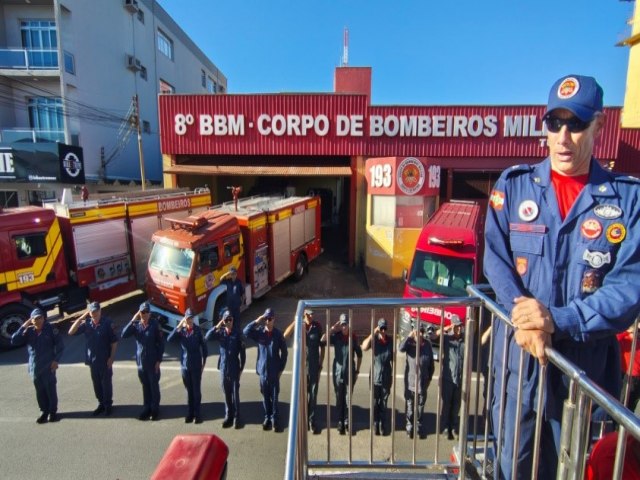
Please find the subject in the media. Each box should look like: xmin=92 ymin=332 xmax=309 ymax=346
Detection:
xmin=365 ymin=224 xmax=421 ymax=278
xmin=623 ymin=2 xmax=640 ymax=128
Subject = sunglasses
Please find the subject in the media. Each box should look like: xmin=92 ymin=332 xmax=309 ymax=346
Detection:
xmin=379 ymin=326 xmax=387 ymax=331
xmin=544 ymin=116 xmax=591 ymax=133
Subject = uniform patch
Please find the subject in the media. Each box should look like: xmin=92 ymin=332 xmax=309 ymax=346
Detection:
xmin=606 ymin=223 xmax=626 ymax=244
xmin=518 ymin=200 xmax=539 ymax=222
xmin=558 ymin=77 xmax=580 ymax=99
xmin=582 ymin=249 xmax=611 ymax=269
xmin=489 ymin=190 xmax=505 ymax=210
xmin=582 ymin=269 xmax=602 ymax=294
xmin=581 ymin=219 xmax=602 ymax=240
xmin=593 ymin=204 xmax=622 ymax=220
xmin=516 ymin=257 xmax=528 ymax=276
xmin=509 ymin=223 xmax=546 ymax=233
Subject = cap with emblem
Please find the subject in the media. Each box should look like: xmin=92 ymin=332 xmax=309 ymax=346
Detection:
xmin=339 ymin=313 xmax=348 ymax=325
xmin=185 ymin=308 xmax=194 ymax=319
xmin=264 ymin=308 xmax=274 ymax=319
xmin=544 ymin=74 xmax=603 ymax=122
xmin=451 ymin=314 xmax=462 ymax=326
xmin=377 ymin=318 xmax=387 ymax=329
xmin=30 ymin=308 xmax=45 ymax=319
xmin=221 ymin=309 xmax=232 ymax=321
xmin=139 ymin=301 xmax=150 ymax=313
xmin=89 ymin=301 xmax=100 ymax=312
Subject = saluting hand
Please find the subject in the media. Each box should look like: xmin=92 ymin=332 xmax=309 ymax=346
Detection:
xmin=51 ymin=361 xmax=58 ymax=372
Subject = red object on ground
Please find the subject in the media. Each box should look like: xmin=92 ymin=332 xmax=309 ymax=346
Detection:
xmin=585 ymin=432 xmax=640 ymax=480
xmin=151 ymin=434 xmax=229 ymax=480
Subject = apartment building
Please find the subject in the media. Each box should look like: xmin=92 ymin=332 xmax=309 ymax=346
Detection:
xmin=0 ymin=0 xmax=226 ymax=206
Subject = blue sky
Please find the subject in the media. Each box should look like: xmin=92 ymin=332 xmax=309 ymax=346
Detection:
xmin=159 ymin=0 xmax=635 ymax=107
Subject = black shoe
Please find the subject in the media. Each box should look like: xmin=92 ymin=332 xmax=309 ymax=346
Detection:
xmin=337 ymin=422 xmax=345 ymax=435
xmin=310 ymin=423 xmax=320 ymax=434
xmin=222 ymin=417 xmax=233 ymax=428
xmin=104 ymin=406 xmax=113 ymax=417
xmin=447 ymin=430 xmax=454 ymax=441
xmin=138 ymin=410 xmax=151 ymax=421
xmin=92 ymin=405 xmax=105 ymax=416
xmin=374 ymin=423 xmax=381 ymax=436
xmin=48 ymin=413 xmax=60 ymax=423
xmin=407 ymin=429 xmax=414 ymax=439
xmin=150 ymin=411 xmax=159 ymax=421
xmin=36 ymin=413 xmax=48 ymax=424
xmin=273 ymin=423 xmax=281 ymax=433
xmin=453 ymin=430 xmax=459 ymax=440
xmin=194 ymin=417 xmax=203 ymax=424
xmin=234 ymin=417 xmax=243 ymax=429
xmin=185 ymin=416 xmax=194 ymax=423
xmin=262 ymin=419 xmax=272 ymax=431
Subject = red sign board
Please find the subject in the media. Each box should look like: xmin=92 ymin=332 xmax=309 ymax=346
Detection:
xmin=365 ymin=157 xmax=440 ymax=197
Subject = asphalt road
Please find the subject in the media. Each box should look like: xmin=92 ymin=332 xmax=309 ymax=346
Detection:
xmin=0 ymin=258 xmax=475 ymax=480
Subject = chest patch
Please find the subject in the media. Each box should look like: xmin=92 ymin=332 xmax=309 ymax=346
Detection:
xmin=581 ymin=219 xmax=602 ymax=240
xmin=518 ymin=201 xmax=539 ymax=222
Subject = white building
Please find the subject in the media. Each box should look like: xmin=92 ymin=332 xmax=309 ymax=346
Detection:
xmin=0 ymin=0 xmax=226 ymax=206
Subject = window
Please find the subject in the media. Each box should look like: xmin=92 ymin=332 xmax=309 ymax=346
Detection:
xmin=201 ymin=69 xmax=206 ymax=88
xmin=159 ymin=79 xmax=175 ymax=94
xmin=408 ymin=251 xmax=473 ymax=297
xmin=142 ymin=120 xmax=150 ymax=133
xmin=157 ymin=29 xmax=173 ymax=60
xmin=14 ymin=233 xmax=48 ymax=260
xmin=223 ymin=236 xmax=241 ymax=260
xmin=28 ymin=97 xmax=64 ymax=138
xmin=199 ymin=245 xmax=219 ymax=270
xmin=63 ymin=51 xmax=75 ymax=74
xmin=140 ymin=65 xmax=147 ymax=80
xmin=206 ymin=76 xmax=216 ymax=93
xmin=137 ymin=9 xmax=145 ymax=23
xmin=20 ymin=20 xmax=58 ymax=68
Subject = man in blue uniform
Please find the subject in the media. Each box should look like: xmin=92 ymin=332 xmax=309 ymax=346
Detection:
xmin=11 ymin=308 xmax=64 ymax=423
xmin=167 ymin=308 xmax=208 ymax=424
xmin=284 ymin=308 xmax=325 ymax=434
xmin=121 ymin=301 xmax=165 ymax=421
xmin=206 ymin=309 xmax=246 ymax=429
xmin=361 ymin=318 xmax=393 ymax=436
xmin=243 ymin=308 xmax=288 ymax=432
xmin=322 ymin=313 xmax=363 ymax=435
xmin=484 ymin=74 xmax=640 ymax=479
xmin=399 ymin=325 xmax=434 ymax=439
xmin=220 ymin=266 xmax=245 ymax=332
xmin=69 ymin=301 xmax=119 ymax=416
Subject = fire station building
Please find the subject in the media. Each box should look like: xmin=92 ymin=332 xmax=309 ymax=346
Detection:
xmin=157 ymin=67 xmax=640 ymax=277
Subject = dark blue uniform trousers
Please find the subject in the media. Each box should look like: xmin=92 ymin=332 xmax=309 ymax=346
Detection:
xmin=138 ymin=368 xmax=161 ymax=413
xmin=90 ymin=364 xmax=113 ymax=408
xmin=307 ymin=371 xmax=320 ymax=425
xmin=260 ymin=378 xmax=280 ymax=423
xmin=221 ymin=375 xmax=241 ymax=420
xmin=441 ymin=379 xmax=461 ymax=433
xmin=492 ymin=392 xmax=560 ymax=480
xmin=34 ymin=371 xmax=58 ymax=414
xmin=182 ymin=368 xmax=202 ymax=417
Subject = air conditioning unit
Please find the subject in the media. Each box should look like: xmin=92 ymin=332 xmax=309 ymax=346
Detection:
xmin=124 ymin=0 xmax=139 ymax=13
xmin=126 ymin=55 xmax=142 ymax=71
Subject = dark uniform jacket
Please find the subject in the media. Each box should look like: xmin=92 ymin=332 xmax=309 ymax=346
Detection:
xmin=122 ymin=319 xmax=165 ymax=371
xmin=330 ymin=332 xmax=362 ymax=384
xmin=441 ymin=335 xmax=464 ymax=386
xmin=206 ymin=326 xmax=246 ymax=378
xmin=12 ymin=322 xmax=64 ymax=378
xmin=370 ymin=334 xmax=393 ymax=388
xmin=75 ymin=317 xmax=118 ymax=367
xmin=485 ymin=159 xmax=640 ymax=417
xmin=243 ymin=321 xmax=288 ymax=382
xmin=399 ymin=335 xmax=434 ymax=393
xmin=167 ymin=325 xmax=208 ymax=372
xmin=305 ymin=321 xmax=325 ymax=377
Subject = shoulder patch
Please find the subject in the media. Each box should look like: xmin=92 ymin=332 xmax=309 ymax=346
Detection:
xmin=504 ymin=164 xmax=533 ymax=178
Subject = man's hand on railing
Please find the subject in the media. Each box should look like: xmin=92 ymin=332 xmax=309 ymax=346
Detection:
xmin=511 ymin=296 xmax=555 ymax=333
xmin=514 ymin=329 xmax=551 ymax=365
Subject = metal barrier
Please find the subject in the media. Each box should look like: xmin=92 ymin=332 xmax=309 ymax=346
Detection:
xmin=284 ymin=290 xmax=640 ymax=479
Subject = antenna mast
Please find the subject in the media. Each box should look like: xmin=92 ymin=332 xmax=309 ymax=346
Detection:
xmin=342 ymin=27 xmax=349 ymax=66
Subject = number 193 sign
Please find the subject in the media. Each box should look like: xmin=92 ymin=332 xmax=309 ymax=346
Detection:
xmin=365 ymin=156 xmax=440 ymax=197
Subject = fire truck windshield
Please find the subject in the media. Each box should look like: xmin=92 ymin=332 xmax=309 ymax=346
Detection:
xmin=149 ymin=243 xmax=194 ymax=278
xmin=408 ymin=252 xmax=473 ymax=297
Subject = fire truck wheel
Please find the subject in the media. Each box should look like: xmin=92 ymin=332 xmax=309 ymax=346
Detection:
xmin=0 ymin=305 xmax=30 ymax=349
xmin=293 ymin=253 xmax=308 ymax=281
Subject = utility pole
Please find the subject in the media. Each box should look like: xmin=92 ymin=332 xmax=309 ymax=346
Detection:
xmin=132 ymin=94 xmax=146 ymax=190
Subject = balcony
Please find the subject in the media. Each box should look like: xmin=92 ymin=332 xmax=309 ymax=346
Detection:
xmin=0 ymin=128 xmax=64 ymax=144
xmin=0 ymin=48 xmax=60 ymax=77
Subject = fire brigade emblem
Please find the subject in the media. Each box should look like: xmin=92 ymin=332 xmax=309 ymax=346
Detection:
xmin=580 ymin=219 xmax=602 ymax=240
xmin=606 ymin=223 xmax=626 ymax=244
xmin=593 ymin=204 xmax=622 ymax=220
xmin=516 ymin=257 xmax=528 ymax=276
xmin=582 ymin=249 xmax=611 ymax=269
xmin=489 ymin=190 xmax=505 ymax=210
xmin=396 ymin=157 xmax=425 ymax=196
xmin=518 ymin=200 xmax=538 ymax=222
xmin=558 ymin=77 xmax=580 ymax=99
xmin=582 ymin=269 xmax=602 ymax=294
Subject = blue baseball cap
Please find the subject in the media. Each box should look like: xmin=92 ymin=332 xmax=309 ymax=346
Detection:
xmin=544 ymin=74 xmax=603 ymax=122
xmin=30 ymin=308 xmax=45 ymax=319
xmin=221 ymin=310 xmax=233 ymax=321
xmin=377 ymin=318 xmax=387 ymax=329
xmin=339 ymin=313 xmax=348 ymax=325
xmin=264 ymin=308 xmax=274 ymax=318
xmin=184 ymin=308 xmax=194 ymax=318
xmin=139 ymin=301 xmax=150 ymax=313
xmin=89 ymin=301 xmax=101 ymax=312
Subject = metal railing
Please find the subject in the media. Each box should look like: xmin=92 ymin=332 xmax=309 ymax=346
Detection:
xmin=0 ymin=48 xmax=59 ymax=70
xmin=284 ymin=289 xmax=640 ymax=479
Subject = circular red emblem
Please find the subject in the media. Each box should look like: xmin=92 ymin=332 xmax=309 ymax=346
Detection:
xmin=581 ymin=219 xmax=602 ymax=240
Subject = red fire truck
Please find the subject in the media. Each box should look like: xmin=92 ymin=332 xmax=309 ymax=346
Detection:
xmin=400 ymin=200 xmax=485 ymax=338
xmin=145 ymin=194 xmax=322 ymax=329
xmin=0 ymin=188 xmax=211 ymax=348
